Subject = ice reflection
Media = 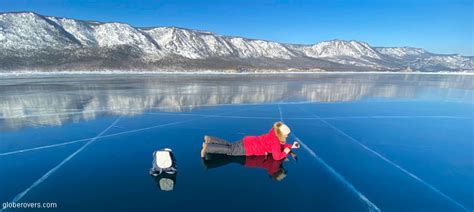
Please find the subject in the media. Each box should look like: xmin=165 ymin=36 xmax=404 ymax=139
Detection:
xmin=0 ymin=74 xmax=472 ymax=130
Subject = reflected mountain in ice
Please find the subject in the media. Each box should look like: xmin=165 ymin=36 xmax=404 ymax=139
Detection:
xmin=0 ymin=74 xmax=473 ymax=131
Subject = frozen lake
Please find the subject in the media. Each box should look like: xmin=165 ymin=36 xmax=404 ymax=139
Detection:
xmin=1 ymin=73 xmax=473 ymax=211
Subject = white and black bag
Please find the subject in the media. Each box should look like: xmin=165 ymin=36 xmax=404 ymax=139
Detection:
xmin=150 ymin=148 xmax=178 ymax=176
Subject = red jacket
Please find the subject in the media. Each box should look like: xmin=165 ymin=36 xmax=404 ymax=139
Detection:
xmin=243 ymin=128 xmax=292 ymax=160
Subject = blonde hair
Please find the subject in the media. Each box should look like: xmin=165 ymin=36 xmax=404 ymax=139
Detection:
xmin=273 ymin=121 xmax=287 ymax=144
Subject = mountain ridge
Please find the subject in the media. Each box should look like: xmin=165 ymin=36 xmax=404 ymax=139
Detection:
xmin=1 ymin=12 xmax=472 ymax=72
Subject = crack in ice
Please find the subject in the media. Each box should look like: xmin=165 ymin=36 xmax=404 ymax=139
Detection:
xmin=0 ymin=107 xmax=255 ymax=156
xmin=295 ymin=105 xmax=470 ymax=212
xmin=278 ymin=105 xmax=380 ymax=212
xmin=2 ymin=116 xmax=123 ymax=211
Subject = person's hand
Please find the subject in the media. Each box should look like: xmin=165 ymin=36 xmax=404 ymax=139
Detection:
xmin=284 ymin=147 xmax=291 ymax=154
xmin=291 ymin=141 xmax=300 ymax=149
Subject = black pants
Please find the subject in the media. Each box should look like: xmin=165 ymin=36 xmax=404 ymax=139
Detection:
xmin=204 ymin=136 xmax=246 ymax=156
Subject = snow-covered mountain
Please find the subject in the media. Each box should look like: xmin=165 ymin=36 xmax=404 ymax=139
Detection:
xmin=1 ymin=12 xmax=472 ymax=72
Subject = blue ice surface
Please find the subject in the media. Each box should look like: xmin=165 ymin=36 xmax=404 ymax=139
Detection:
xmin=0 ymin=73 xmax=473 ymax=211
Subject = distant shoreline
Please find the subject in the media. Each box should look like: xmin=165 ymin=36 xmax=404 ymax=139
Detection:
xmin=1 ymin=70 xmax=473 ymax=76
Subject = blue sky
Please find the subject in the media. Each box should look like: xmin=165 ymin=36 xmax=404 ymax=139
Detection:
xmin=1 ymin=0 xmax=472 ymax=55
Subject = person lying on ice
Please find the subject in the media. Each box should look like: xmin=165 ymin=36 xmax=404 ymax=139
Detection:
xmin=200 ymin=121 xmax=300 ymax=160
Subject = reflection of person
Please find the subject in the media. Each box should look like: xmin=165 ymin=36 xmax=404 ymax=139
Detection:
xmin=201 ymin=121 xmax=300 ymax=160
xmin=202 ymin=154 xmax=288 ymax=181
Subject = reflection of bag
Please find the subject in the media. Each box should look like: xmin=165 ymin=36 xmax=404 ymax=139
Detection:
xmin=149 ymin=148 xmax=177 ymax=176
xmin=151 ymin=172 xmax=177 ymax=191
